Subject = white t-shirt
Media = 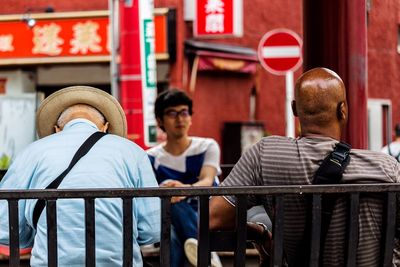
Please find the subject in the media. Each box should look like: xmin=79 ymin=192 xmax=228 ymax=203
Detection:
xmin=381 ymin=141 xmax=400 ymax=161
xmin=147 ymin=137 xmax=221 ymax=185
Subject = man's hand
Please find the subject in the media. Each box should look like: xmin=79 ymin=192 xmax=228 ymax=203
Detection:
xmin=247 ymin=222 xmax=272 ymax=267
xmin=160 ymin=179 xmax=190 ymax=203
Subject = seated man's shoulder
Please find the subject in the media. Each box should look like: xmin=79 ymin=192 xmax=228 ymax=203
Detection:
xmin=347 ymin=148 xmax=400 ymax=182
xmin=146 ymin=143 xmax=164 ymax=157
xmin=352 ymin=148 xmax=397 ymax=162
xmin=190 ymin=136 xmax=219 ymax=150
xmin=106 ymin=134 xmax=149 ymax=155
xmin=191 ymin=136 xmax=216 ymax=144
xmin=257 ymin=135 xmax=295 ymax=147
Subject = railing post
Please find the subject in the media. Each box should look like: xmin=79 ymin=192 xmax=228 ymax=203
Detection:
xmin=46 ymin=199 xmax=58 ymax=267
xmin=8 ymin=199 xmax=20 ymax=267
xmin=309 ymin=194 xmax=321 ymax=267
xmin=85 ymin=198 xmax=96 ymax=267
xmin=160 ymin=197 xmax=171 ymax=267
xmin=198 ymin=196 xmax=210 ymax=267
xmin=122 ymin=198 xmax=133 ymax=267
xmin=272 ymin=195 xmax=284 ymax=267
xmin=234 ymin=195 xmax=247 ymax=267
xmin=345 ymin=193 xmax=360 ymax=267
xmin=382 ymin=192 xmax=396 ymax=267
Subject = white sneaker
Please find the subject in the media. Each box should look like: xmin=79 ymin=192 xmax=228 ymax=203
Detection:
xmin=184 ymin=238 xmax=223 ymax=267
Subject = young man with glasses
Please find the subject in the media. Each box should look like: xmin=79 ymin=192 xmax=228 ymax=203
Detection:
xmin=147 ymin=89 xmax=222 ymax=267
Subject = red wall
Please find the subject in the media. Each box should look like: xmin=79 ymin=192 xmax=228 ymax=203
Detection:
xmin=188 ymin=72 xmax=255 ymax=145
xmin=4 ymin=0 xmax=400 ymax=150
xmin=367 ymin=0 xmax=400 ymax=129
xmin=156 ymin=0 xmax=303 ymax=142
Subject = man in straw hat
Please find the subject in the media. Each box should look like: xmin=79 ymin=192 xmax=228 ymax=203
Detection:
xmin=0 ymin=86 xmax=160 ymax=266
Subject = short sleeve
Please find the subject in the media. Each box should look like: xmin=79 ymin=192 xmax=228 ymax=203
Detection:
xmin=203 ymin=139 xmax=221 ymax=175
xmin=220 ymin=141 xmax=262 ymax=207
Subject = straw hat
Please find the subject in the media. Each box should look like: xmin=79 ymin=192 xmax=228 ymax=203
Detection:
xmin=36 ymin=86 xmax=127 ymax=138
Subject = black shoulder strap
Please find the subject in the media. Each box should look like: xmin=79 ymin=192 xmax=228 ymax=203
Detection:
xmin=313 ymin=142 xmax=351 ymax=185
xmin=313 ymin=141 xmax=350 ymax=246
xmin=296 ymin=141 xmax=351 ymax=266
xmin=32 ymin=131 xmax=106 ymax=230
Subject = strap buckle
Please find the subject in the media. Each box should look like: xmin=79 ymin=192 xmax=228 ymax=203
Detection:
xmin=330 ymin=142 xmax=351 ymax=166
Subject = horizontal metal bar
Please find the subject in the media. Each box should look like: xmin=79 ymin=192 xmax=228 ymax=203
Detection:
xmin=1 ymin=184 xmax=400 ymax=199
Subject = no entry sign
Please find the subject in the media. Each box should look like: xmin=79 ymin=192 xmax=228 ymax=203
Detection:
xmin=258 ymin=29 xmax=302 ymax=75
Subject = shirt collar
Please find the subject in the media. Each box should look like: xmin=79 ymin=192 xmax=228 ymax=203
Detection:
xmin=63 ymin=118 xmax=99 ymax=131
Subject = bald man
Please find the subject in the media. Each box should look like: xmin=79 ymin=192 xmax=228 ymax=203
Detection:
xmin=209 ymin=68 xmax=400 ymax=266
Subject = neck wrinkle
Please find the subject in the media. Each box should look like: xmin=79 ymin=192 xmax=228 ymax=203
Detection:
xmin=300 ymin=126 xmax=341 ymax=141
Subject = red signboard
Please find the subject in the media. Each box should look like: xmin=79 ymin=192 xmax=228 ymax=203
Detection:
xmin=195 ymin=0 xmax=242 ymax=37
xmin=0 ymin=10 xmax=171 ymax=65
xmin=258 ymin=29 xmax=303 ymax=75
xmin=0 ymin=17 xmax=109 ymax=64
xmin=154 ymin=13 xmax=167 ymax=55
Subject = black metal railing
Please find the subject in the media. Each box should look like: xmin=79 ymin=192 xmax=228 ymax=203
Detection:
xmin=0 ymin=183 xmax=399 ymax=267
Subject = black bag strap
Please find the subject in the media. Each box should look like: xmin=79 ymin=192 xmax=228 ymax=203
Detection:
xmin=295 ymin=141 xmax=351 ymax=266
xmin=32 ymin=131 xmax=107 ymax=230
xmin=313 ymin=142 xmax=351 ymax=185
xmin=313 ymin=142 xmax=350 ymax=252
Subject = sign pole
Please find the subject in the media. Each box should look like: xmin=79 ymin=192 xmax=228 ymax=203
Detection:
xmin=109 ymin=0 xmax=119 ymax=101
xmin=257 ymin=29 xmax=302 ymax=138
xmin=285 ymin=71 xmax=295 ymax=137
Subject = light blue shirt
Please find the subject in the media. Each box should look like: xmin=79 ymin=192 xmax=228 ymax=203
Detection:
xmin=0 ymin=119 xmax=161 ymax=267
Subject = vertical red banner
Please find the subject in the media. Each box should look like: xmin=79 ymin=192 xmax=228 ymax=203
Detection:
xmin=119 ymin=2 xmax=145 ymax=147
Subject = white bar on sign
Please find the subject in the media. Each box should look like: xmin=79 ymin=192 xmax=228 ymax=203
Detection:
xmin=262 ymin=46 xmax=301 ymax=58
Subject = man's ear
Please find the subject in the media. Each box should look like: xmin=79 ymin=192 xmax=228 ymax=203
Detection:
xmin=337 ymin=102 xmax=347 ymax=121
xmin=100 ymin=122 xmax=109 ymax=133
xmin=291 ymin=100 xmax=298 ymax=117
xmin=156 ymin=117 xmax=163 ymax=128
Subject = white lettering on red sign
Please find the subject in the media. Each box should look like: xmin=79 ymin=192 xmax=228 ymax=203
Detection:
xmin=0 ymin=35 xmax=14 ymax=52
xmin=70 ymin=21 xmax=102 ymax=54
xmin=204 ymin=0 xmax=225 ymax=33
xmin=32 ymin=23 xmax=64 ymax=55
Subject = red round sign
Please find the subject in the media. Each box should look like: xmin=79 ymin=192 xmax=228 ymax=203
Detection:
xmin=258 ymin=28 xmax=303 ymax=75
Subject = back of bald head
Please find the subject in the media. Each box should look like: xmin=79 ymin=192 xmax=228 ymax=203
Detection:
xmin=294 ymin=68 xmax=346 ymax=128
xmin=57 ymin=104 xmax=106 ymax=130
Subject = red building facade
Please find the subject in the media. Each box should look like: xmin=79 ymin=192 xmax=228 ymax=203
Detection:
xmin=0 ymin=0 xmax=399 ymax=163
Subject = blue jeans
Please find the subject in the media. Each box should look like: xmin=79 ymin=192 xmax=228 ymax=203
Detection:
xmin=170 ymin=199 xmax=198 ymax=267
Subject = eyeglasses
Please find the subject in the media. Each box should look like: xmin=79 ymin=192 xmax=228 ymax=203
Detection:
xmin=164 ymin=109 xmax=191 ymax=119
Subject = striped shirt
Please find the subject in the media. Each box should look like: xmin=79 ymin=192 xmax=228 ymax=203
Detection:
xmin=221 ymin=135 xmax=400 ymax=267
